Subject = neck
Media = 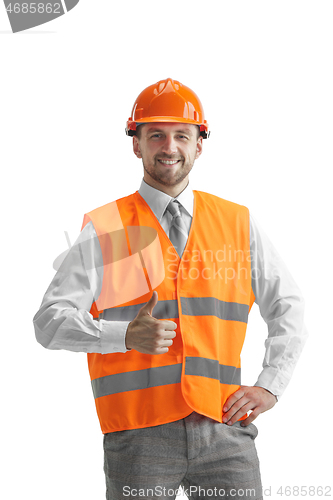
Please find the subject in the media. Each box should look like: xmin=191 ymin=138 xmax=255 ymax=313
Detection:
xmin=143 ymin=174 xmax=189 ymax=198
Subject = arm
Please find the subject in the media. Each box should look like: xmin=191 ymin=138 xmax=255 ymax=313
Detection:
xmin=223 ymin=213 xmax=309 ymax=425
xmin=33 ymin=221 xmax=130 ymax=354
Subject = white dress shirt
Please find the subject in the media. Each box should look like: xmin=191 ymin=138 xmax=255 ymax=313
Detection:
xmin=33 ymin=179 xmax=308 ymax=398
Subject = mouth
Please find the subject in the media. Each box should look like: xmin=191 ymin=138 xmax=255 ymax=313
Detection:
xmin=157 ymin=159 xmax=181 ymax=167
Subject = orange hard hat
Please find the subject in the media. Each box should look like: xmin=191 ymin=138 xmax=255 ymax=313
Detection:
xmin=126 ymin=78 xmax=210 ymax=139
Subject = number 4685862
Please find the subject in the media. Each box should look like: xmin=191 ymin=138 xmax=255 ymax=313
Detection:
xmin=6 ymin=3 xmax=61 ymax=14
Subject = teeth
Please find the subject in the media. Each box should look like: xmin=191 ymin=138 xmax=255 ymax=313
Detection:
xmin=159 ymin=160 xmax=179 ymax=164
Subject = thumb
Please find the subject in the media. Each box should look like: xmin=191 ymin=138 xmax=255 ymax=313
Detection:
xmin=141 ymin=291 xmax=158 ymax=316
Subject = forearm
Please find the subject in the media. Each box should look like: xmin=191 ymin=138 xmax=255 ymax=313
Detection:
xmin=34 ymin=301 xmax=130 ymax=354
xmin=250 ymin=213 xmax=309 ymax=398
xmin=254 ymin=322 xmax=308 ymax=398
xmin=33 ymin=221 xmax=131 ymax=355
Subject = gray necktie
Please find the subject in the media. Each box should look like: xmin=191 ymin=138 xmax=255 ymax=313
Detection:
xmin=166 ymin=200 xmax=188 ymax=258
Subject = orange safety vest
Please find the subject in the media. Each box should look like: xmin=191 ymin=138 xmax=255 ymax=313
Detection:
xmin=81 ymin=190 xmax=255 ymax=434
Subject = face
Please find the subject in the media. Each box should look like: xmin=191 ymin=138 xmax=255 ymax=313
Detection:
xmin=133 ymin=122 xmax=203 ymax=194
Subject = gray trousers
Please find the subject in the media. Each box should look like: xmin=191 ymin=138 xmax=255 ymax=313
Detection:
xmin=103 ymin=411 xmax=263 ymax=500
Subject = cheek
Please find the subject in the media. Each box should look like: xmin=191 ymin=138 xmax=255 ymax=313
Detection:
xmin=143 ymin=146 xmax=158 ymax=159
xmin=187 ymin=146 xmax=198 ymax=160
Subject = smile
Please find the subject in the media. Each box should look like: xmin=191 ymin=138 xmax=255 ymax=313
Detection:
xmin=158 ymin=160 xmax=180 ymax=165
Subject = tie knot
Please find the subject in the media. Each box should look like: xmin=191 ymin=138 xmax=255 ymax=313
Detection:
xmin=166 ymin=200 xmax=181 ymax=218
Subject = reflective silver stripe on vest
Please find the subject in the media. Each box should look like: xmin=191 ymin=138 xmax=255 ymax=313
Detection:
xmin=180 ymin=297 xmax=249 ymax=324
xmin=102 ymin=299 xmax=179 ymax=321
xmin=92 ymin=357 xmax=240 ymax=400
xmin=103 ymin=297 xmax=248 ymax=323
xmin=185 ymin=356 xmax=241 ymax=386
xmin=92 ymin=363 xmax=182 ymax=399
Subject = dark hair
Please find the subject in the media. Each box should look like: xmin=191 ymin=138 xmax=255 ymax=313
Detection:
xmin=135 ymin=124 xmax=143 ymax=139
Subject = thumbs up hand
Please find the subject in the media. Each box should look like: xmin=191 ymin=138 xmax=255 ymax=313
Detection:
xmin=125 ymin=291 xmax=177 ymax=355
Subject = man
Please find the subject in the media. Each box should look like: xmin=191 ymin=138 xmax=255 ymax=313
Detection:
xmin=34 ymin=78 xmax=308 ymax=500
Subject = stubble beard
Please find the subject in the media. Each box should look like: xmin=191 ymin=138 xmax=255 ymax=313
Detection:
xmin=143 ymin=156 xmax=195 ymax=187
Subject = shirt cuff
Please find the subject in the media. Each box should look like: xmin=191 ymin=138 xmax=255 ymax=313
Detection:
xmin=254 ymin=366 xmax=291 ymax=399
xmin=100 ymin=320 xmax=131 ymax=354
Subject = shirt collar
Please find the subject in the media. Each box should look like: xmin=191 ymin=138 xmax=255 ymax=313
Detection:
xmin=138 ymin=178 xmax=194 ymax=222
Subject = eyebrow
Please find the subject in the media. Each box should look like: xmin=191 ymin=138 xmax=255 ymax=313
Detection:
xmin=146 ymin=127 xmax=193 ymax=136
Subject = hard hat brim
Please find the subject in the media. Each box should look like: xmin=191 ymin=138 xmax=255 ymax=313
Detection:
xmin=126 ymin=117 xmax=209 ymax=137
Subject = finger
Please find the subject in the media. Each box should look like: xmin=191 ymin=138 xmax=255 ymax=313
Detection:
xmin=224 ymin=402 xmax=255 ymax=426
xmin=223 ymin=389 xmax=246 ymax=413
xmin=161 ymin=331 xmax=177 ymax=340
xmin=240 ymin=409 xmax=260 ymax=427
xmin=141 ymin=291 xmax=158 ymax=316
xmin=223 ymin=397 xmax=252 ymax=422
xmin=162 ymin=319 xmax=178 ymax=331
xmin=162 ymin=339 xmax=174 ymax=347
xmin=155 ymin=339 xmax=174 ymax=353
xmin=154 ymin=337 xmax=175 ymax=354
xmin=154 ymin=347 xmax=169 ymax=355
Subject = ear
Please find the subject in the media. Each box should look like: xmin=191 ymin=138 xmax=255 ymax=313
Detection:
xmin=133 ymin=136 xmax=142 ymax=158
xmin=195 ymin=136 xmax=203 ymax=159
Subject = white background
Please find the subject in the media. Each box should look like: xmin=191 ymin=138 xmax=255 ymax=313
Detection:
xmin=1 ymin=1 xmax=332 ymax=499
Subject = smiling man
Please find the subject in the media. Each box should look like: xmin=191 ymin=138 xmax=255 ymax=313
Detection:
xmin=133 ymin=122 xmax=202 ymax=196
xmin=34 ymin=78 xmax=308 ymax=500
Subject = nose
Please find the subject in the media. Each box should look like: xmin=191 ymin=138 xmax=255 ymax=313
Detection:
xmin=161 ymin=135 xmax=178 ymax=155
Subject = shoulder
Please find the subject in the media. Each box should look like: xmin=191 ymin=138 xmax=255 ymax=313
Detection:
xmin=85 ymin=192 xmax=137 ymax=218
xmin=81 ymin=192 xmax=137 ymax=232
xmin=193 ymin=190 xmax=249 ymax=214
